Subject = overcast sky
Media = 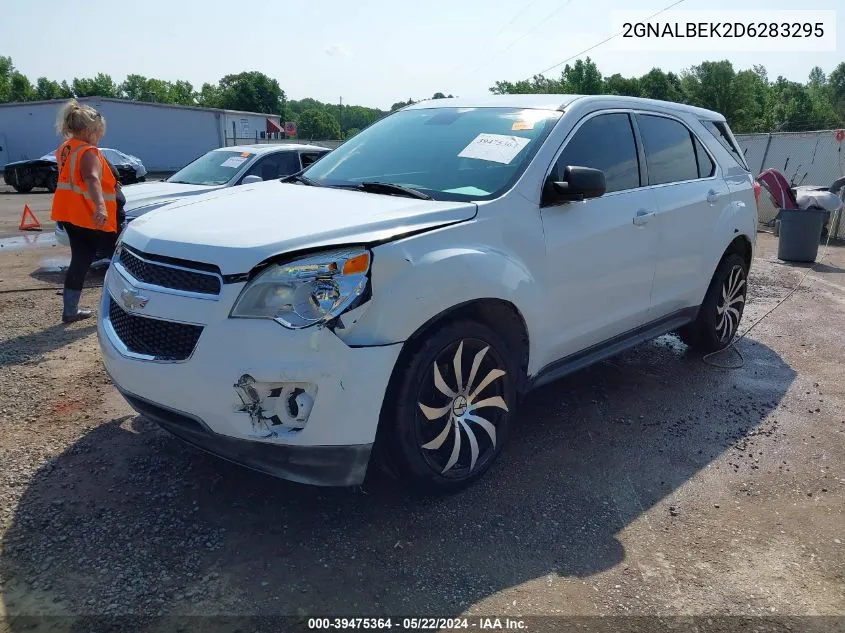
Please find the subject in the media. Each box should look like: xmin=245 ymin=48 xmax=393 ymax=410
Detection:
xmin=4 ymin=0 xmax=843 ymax=110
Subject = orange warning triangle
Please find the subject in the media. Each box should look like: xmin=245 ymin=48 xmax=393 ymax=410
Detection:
xmin=19 ymin=205 xmax=42 ymax=231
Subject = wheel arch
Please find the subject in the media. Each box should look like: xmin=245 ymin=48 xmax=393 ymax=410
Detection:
xmin=402 ymin=298 xmax=531 ymax=393
xmin=371 ymin=297 xmax=530 ymax=482
xmin=724 ymin=233 xmax=753 ymax=271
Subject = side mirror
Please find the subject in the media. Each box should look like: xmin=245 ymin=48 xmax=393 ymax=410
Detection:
xmin=544 ymin=166 xmax=606 ymax=204
xmin=242 ymin=175 xmax=263 ymax=185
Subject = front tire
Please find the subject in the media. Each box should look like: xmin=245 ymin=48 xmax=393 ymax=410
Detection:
xmin=381 ymin=320 xmax=518 ymax=494
xmin=679 ymin=253 xmax=748 ymax=353
xmin=13 ymin=185 xmax=32 ymax=193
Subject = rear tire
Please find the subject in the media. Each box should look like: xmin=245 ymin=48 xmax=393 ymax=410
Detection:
xmin=13 ymin=185 xmax=32 ymax=194
xmin=381 ymin=320 xmax=518 ymax=494
xmin=678 ymin=253 xmax=748 ymax=353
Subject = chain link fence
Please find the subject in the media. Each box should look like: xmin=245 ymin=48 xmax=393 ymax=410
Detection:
xmin=735 ymin=129 xmax=845 ymax=239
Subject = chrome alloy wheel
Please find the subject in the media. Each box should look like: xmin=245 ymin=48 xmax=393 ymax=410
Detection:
xmin=716 ymin=264 xmax=746 ymax=342
xmin=416 ymin=339 xmax=509 ymax=478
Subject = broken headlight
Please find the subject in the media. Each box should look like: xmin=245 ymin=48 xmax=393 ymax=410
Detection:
xmin=229 ymin=248 xmax=371 ymax=329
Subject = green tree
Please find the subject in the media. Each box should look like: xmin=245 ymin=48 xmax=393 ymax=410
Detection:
xmin=9 ymin=72 xmax=34 ymax=101
xmin=287 ymin=99 xmax=384 ymax=137
xmin=431 ymin=92 xmax=454 ymax=99
xmin=215 ymin=71 xmax=285 ymax=114
xmin=561 ymin=58 xmax=603 ymax=94
xmin=58 ymin=81 xmax=74 ymax=98
xmin=35 ymin=77 xmax=64 ymax=100
xmin=805 ymin=67 xmax=840 ymax=129
xmin=490 ymin=73 xmax=565 ymax=95
xmin=639 ymin=68 xmax=685 ymax=102
xmin=144 ymin=78 xmax=176 ymax=103
xmin=169 ymin=80 xmax=195 ymax=105
xmin=829 ymin=62 xmax=845 ymax=124
xmin=390 ymin=98 xmax=416 ymax=111
xmin=71 ymin=73 xmax=118 ymax=98
xmin=603 ymin=73 xmax=641 ymax=97
xmin=0 ymin=56 xmax=14 ymax=102
xmin=768 ymin=77 xmax=817 ymax=131
xmin=297 ymin=108 xmax=341 ymax=139
xmin=119 ymin=74 xmax=195 ymax=105
xmin=196 ymin=82 xmax=221 ymax=108
xmin=119 ymin=74 xmax=148 ymax=100
xmin=345 ymin=127 xmax=361 ymax=138
xmin=730 ymin=68 xmax=769 ymax=132
xmin=680 ymin=60 xmax=775 ymax=130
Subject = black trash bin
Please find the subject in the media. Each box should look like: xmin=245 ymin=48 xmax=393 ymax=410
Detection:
xmin=775 ymin=208 xmax=827 ymax=262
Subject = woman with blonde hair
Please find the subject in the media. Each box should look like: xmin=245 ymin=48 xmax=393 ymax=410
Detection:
xmin=51 ymin=99 xmax=119 ymax=322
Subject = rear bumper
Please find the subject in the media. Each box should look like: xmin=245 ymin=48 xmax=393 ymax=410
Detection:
xmin=119 ymin=388 xmax=373 ymax=487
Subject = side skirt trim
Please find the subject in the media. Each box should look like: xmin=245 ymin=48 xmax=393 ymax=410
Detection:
xmin=528 ymin=307 xmax=699 ymax=391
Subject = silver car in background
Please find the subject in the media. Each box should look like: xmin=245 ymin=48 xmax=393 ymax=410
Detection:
xmin=55 ymin=143 xmax=332 ymax=248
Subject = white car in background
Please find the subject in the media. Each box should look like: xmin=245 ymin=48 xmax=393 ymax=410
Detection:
xmin=98 ymin=95 xmax=758 ymax=493
xmin=55 ymin=143 xmax=332 ymax=248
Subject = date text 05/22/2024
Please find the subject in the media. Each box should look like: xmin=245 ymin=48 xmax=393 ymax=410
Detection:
xmin=307 ymin=617 xmax=528 ymax=630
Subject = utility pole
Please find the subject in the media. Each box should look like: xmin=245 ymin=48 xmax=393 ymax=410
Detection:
xmin=281 ymin=94 xmax=287 ymax=139
xmin=339 ymin=96 xmax=343 ymax=139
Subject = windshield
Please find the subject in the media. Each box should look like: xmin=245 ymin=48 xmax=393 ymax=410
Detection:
xmin=167 ymin=150 xmax=254 ymax=186
xmin=302 ymin=107 xmax=562 ymax=201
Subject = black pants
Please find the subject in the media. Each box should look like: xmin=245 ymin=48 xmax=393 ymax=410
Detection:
xmin=63 ymin=223 xmax=117 ymax=291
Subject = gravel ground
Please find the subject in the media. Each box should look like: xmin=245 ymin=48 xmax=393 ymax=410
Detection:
xmin=0 ymin=197 xmax=843 ymax=632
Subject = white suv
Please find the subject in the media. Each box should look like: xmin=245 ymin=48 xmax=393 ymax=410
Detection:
xmin=98 ymin=94 xmax=757 ymax=493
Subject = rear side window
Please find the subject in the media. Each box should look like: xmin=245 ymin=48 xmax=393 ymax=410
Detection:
xmin=693 ymin=136 xmax=715 ymax=178
xmin=243 ymin=152 xmax=302 ymax=180
xmin=553 ymin=113 xmax=640 ymax=193
xmin=637 ymin=114 xmax=700 ymax=185
xmin=301 ymin=151 xmax=328 ymax=168
xmin=701 ymin=120 xmax=749 ymax=171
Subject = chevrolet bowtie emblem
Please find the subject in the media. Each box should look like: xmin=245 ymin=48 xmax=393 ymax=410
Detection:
xmin=121 ymin=288 xmax=149 ymax=310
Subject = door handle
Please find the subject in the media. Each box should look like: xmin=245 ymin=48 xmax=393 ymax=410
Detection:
xmin=633 ymin=210 xmax=655 ymax=226
xmin=707 ymin=190 xmax=719 ymax=205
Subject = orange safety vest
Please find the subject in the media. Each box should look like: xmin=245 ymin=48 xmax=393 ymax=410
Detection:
xmin=51 ymin=138 xmax=118 ymax=233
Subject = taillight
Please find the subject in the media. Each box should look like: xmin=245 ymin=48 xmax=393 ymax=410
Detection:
xmin=753 ymin=180 xmax=762 ymax=208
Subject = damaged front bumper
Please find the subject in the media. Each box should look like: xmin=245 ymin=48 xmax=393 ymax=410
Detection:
xmin=98 ymin=267 xmax=403 ymax=487
xmin=117 ymin=389 xmax=372 ymax=486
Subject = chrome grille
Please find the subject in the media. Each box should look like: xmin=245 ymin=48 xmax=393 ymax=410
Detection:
xmin=108 ymin=297 xmax=203 ymax=361
xmin=117 ymin=246 xmax=221 ymax=296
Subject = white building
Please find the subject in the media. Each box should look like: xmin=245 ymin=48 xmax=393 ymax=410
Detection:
xmin=0 ymin=97 xmax=283 ymax=172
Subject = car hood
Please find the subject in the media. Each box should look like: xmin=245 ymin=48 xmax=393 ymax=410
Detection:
xmin=6 ymin=157 xmax=56 ymax=168
xmin=121 ymin=180 xmax=477 ymax=275
xmin=124 ymin=181 xmax=222 ymax=215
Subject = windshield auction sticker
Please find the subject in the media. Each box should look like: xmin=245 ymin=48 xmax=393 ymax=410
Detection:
xmin=609 ymin=10 xmax=836 ymax=51
xmin=221 ymin=156 xmax=248 ymax=168
xmin=459 ymin=134 xmax=531 ymax=164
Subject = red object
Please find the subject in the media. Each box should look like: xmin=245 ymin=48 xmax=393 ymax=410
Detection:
xmin=266 ymin=118 xmax=283 ymax=134
xmin=19 ymin=204 xmax=41 ymax=231
xmin=756 ymin=168 xmax=799 ymax=210
xmin=285 ymin=121 xmax=297 ymax=137
xmin=836 ymin=129 xmax=845 ymax=142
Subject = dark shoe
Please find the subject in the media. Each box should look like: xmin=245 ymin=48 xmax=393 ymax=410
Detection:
xmin=62 ymin=309 xmax=93 ymax=323
xmin=62 ymin=289 xmax=93 ymax=323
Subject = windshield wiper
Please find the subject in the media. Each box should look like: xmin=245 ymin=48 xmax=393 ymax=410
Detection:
xmin=356 ymin=181 xmax=432 ymax=200
xmin=280 ymin=172 xmax=318 ymax=186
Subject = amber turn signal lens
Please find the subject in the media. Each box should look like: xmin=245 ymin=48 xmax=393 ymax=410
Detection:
xmin=342 ymin=252 xmax=370 ymax=275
